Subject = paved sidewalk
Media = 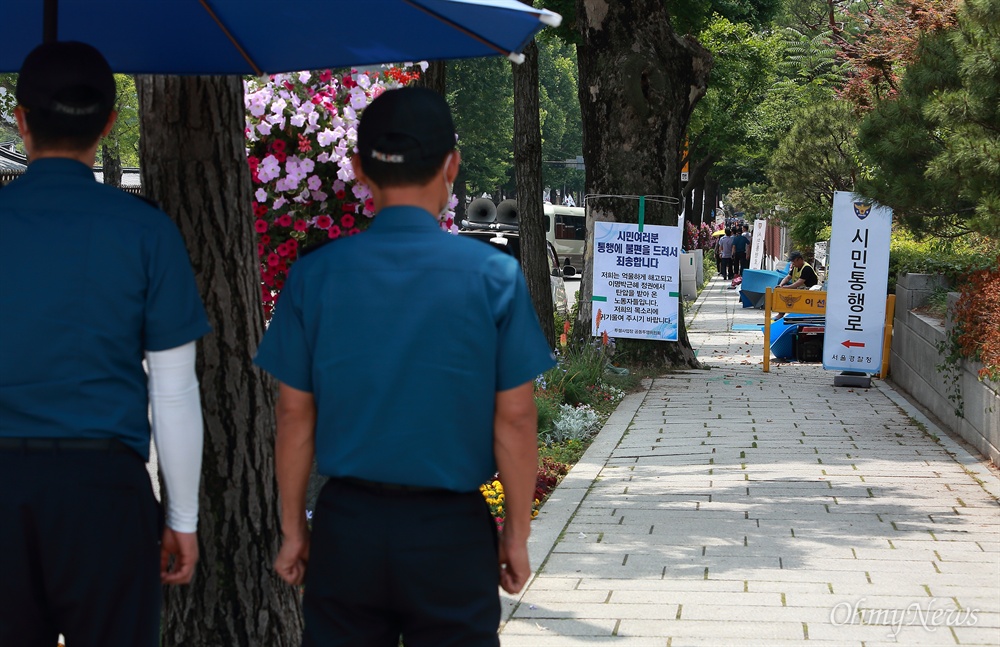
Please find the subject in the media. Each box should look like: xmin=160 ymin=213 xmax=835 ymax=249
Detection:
xmin=500 ymin=275 xmax=1000 ymax=646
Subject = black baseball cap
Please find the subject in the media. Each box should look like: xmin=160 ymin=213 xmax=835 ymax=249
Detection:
xmin=357 ymin=86 xmax=455 ymax=166
xmin=788 ymin=251 xmax=804 ymax=261
xmin=16 ymin=41 xmax=116 ymax=131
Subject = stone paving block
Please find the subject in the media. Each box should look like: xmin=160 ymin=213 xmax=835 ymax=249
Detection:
xmin=518 ymin=589 xmax=612 ymax=606
xmin=677 ymin=603 xmax=833 ymax=623
xmin=501 ymin=618 xmax=617 ymax=636
xmin=577 ymin=578 xmax=747 ymax=593
xmin=500 ymin=637 xmax=667 ymax=646
xmin=609 ymin=590 xmax=782 ymax=607
xmin=615 ymin=618 xmax=806 ymax=640
xmin=514 ymin=602 xmax=682 ymax=620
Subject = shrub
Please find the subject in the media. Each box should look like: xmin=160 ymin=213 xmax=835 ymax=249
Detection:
xmin=541 ymin=404 xmax=600 ymax=445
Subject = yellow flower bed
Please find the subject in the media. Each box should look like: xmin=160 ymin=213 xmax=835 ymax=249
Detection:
xmin=479 ymin=479 xmax=540 ymax=532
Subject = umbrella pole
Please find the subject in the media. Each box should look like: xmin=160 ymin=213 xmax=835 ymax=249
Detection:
xmin=44 ymin=0 xmax=58 ymax=42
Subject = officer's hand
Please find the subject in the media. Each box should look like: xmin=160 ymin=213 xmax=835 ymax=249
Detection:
xmin=161 ymin=528 xmax=199 ymax=585
xmin=275 ymin=533 xmax=310 ymax=586
xmin=498 ymin=533 xmax=531 ymax=594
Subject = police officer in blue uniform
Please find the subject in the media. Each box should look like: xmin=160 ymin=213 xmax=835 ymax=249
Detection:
xmin=255 ymin=86 xmax=555 ymax=646
xmin=0 ymin=42 xmax=211 ymax=646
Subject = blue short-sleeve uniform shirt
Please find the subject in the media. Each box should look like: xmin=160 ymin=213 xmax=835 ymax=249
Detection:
xmin=255 ymin=206 xmax=555 ymax=491
xmin=0 ymin=159 xmax=211 ymax=458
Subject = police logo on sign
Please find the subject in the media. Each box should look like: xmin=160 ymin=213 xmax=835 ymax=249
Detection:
xmin=853 ymin=202 xmax=872 ymax=220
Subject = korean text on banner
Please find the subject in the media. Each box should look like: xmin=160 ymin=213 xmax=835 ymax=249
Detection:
xmin=823 ymin=192 xmax=892 ymax=373
xmin=748 ymin=219 xmax=766 ymax=270
xmin=591 ymin=222 xmax=682 ymax=341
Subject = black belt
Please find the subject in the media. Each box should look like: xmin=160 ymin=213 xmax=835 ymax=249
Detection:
xmin=337 ymin=477 xmax=461 ymax=496
xmin=0 ymin=437 xmax=133 ymax=453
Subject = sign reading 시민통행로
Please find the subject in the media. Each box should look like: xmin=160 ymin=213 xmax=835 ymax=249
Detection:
xmin=591 ymin=222 xmax=682 ymax=341
xmin=823 ymin=192 xmax=892 ymax=373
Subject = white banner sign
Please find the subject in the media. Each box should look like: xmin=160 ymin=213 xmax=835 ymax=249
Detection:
xmin=748 ymin=219 xmax=766 ymax=270
xmin=814 ymin=241 xmax=829 ymax=268
xmin=591 ymin=222 xmax=682 ymax=341
xmin=823 ymin=192 xmax=892 ymax=374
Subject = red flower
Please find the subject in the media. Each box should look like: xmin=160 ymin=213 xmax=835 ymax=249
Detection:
xmin=316 ymin=215 xmax=332 ymax=229
xmin=328 ymin=225 xmax=342 ymax=239
xmin=297 ymin=135 xmax=312 ymax=153
xmin=341 ymin=214 xmax=356 ymax=229
xmin=293 ymin=219 xmax=308 ymax=232
xmin=342 ymin=202 xmax=356 ymax=213
xmin=254 ymin=219 xmax=269 ymax=233
xmin=247 ymin=156 xmax=259 ymax=170
xmin=286 ymin=239 xmax=298 ymax=250
xmin=276 ymin=214 xmax=293 ymax=227
xmin=260 ymin=234 xmax=271 ymax=245
xmin=364 ymin=198 xmax=375 ymax=212
xmin=257 ymin=243 xmax=265 ymax=257
xmin=335 ymin=190 xmax=346 ymax=200
xmin=319 ymin=70 xmax=333 ymax=83
xmin=348 ymin=227 xmax=361 ymax=236
xmin=267 ymin=253 xmax=280 ymax=267
xmin=277 ymin=243 xmax=290 ymax=257
xmin=273 ymin=151 xmax=287 ymax=164
xmin=271 ymin=140 xmax=286 ymax=153
xmin=253 ymin=204 xmax=269 ymax=218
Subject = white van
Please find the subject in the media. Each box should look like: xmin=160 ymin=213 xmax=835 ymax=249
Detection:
xmin=543 ymin=204 xmax=586 ymax=272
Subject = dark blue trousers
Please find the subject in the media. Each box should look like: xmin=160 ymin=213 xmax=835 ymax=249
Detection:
xmin=0 ymin=442 xmax=162 ymax=647
xmin=303 ymin=478 xmax=501 ymax=647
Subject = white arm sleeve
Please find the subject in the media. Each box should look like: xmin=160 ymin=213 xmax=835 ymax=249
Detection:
xmin=146 ymin=342 xmax=204 ymax=533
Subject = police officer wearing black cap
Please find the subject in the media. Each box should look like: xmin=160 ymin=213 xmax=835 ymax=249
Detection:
xmin=0 ymin=42 xmax=210 ymax=646
xmin=255 ymin=86 xmax=555 ymax=646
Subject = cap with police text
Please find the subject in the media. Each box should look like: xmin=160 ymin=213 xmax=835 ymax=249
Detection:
xmin=357 ymin=86 xmax=455 ymax=165
xmin=17 ymin=42 xmax=115 ymax=126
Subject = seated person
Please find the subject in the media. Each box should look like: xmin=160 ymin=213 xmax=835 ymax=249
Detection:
xmin=778 ymin=251 xmax=818 ymax=289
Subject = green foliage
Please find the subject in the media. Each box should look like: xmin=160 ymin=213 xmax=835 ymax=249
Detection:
xmin=538 ymin=35 xmax=584 ymax=196
xmin=687 ymin=17 xmax=780 ymax=188
xmin=857 ymin=0 xmax=999 ymax=238
xmin=769 ymin=99 xmax=859 ymax=247
xmin=447 ymin=57 xmax=514 ymax=194
xmin=100 ymin=75 xmax=141 ymax=168
xmin=887 ymin=229 xmax=998 ymax=292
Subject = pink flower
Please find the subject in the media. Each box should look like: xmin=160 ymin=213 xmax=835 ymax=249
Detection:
xmin=293 ymin=219 xmax=308 ymax=232
xmin=316 ymin=215 xmax=332 ymax=229
xmin=348 ymin=227 xmax=361 ymax=236
xmin=364 ymin=198 xmax=375 ymax=212
xmin=328 ymin=225 xmax=342 ymax=239
xmin=255 ymin=219 xmax=269 ymax=233
xmin=267 ymin=253 xmax=280 ymax=267
xmin=341 ymin=214 xmax=356 ymax=229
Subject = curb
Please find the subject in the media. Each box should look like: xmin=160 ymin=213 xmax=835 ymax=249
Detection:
xmin=498 ymin=379 xmax=652 ymax=627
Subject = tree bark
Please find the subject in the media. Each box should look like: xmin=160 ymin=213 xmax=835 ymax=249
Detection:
xmin=703 ymin=176 xmax=719 ymax=224
xmin=417 ymin=60 xmax=447 ymax=95
xmin=136 ymin=75 xmax=303 ymax=647
xmin=512 ymin=39 xmax=556 ymax=347
xmin=691 ymin=184 xmax=704 ymax=229
xmin=575 ymin=0 xmax=712 ymax=368
xmin=101 ymin=141 xmax=122 ymax=188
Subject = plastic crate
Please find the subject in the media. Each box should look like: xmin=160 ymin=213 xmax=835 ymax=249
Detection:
xmin=795 ymin=326 xmax=825 ymax=362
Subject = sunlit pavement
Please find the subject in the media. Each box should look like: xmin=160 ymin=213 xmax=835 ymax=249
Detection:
xmin=500 ymin=274 xmax=1000 ymax=646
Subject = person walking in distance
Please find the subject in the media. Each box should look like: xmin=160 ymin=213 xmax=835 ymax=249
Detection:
xmin=0 ymin=42 xmax=210 ymax=647
xmin=719 ymin=228 xmax=735 ymax=280
xmin=255 ymin=86 xmax=555 ymax=646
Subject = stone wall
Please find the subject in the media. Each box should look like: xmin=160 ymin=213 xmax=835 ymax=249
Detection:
xmin=890 ymin=273 xmax=999 ymax=464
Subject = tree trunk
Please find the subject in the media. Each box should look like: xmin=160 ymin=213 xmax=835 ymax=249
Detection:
xmin=417 ymin=60 xmax=447 ymax=95
xmin=575 ymin=0 xmax=712 ymax=368
xmin=703 ymin=176 xmax=719 ymax=225
xmin=512 ymin=39 xmax=555 ymax=347
xmin=691 ymin=184 xmax=704 ymax=229
xmin=101 ymin=140 xmax=122 ymax=188
xmin=136 ymin=75 xmax=303 ymax=647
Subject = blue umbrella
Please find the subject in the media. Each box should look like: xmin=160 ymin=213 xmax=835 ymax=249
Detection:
xmin=0 ymin=0 xmax=561 ymax=74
